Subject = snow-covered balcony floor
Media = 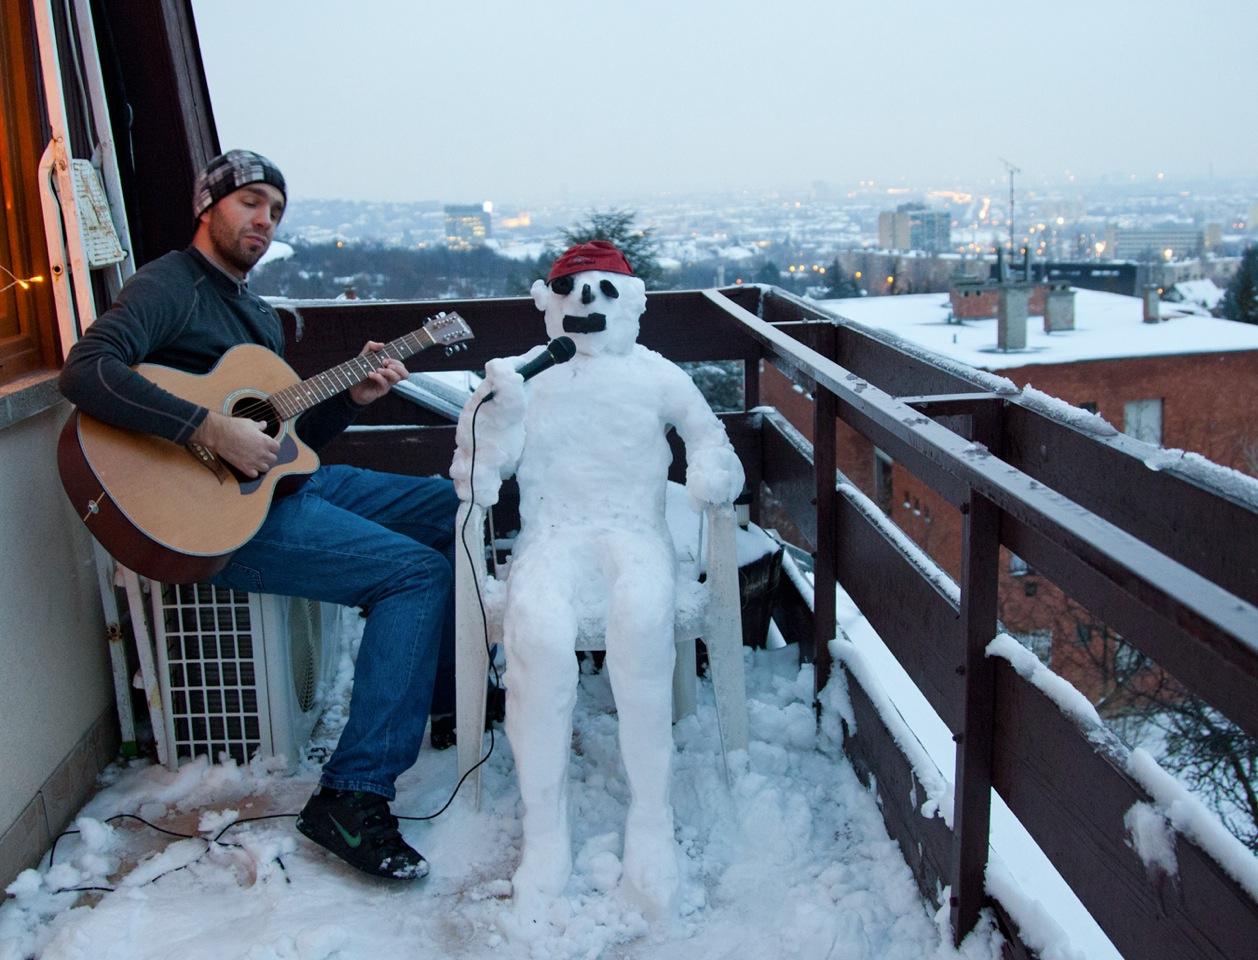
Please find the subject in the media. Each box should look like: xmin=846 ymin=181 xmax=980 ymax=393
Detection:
xmin=2 ymin=612 xmax=1007 ymax=960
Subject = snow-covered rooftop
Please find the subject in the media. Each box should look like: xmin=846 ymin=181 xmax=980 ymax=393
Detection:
xmin=813 ymin=289 xmax=1258 ymax=371
xmin=1170 ymin=278 xmax=1224 ymax=310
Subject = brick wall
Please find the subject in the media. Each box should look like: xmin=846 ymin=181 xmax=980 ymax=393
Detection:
xmin=950 ymin=282 xmax=1051 ymax=319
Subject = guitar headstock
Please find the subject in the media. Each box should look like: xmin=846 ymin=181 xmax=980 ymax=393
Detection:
xmin=424 ymin=311 xmax=474 ymax=347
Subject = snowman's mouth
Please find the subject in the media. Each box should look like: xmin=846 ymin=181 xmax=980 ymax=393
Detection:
xmin=562 ymin=313 xmax=606 ymax=333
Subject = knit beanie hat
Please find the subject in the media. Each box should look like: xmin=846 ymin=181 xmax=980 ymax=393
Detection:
xmin=547 ymin=240 xmax=635 ymax=282
xmin=192 ymin=150 xmax=287 ymax=219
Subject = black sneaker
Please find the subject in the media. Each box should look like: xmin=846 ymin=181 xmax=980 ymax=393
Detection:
xmin=427 ymin=687 xmax=505 ymax=751
xmin=429 ymin=713 xmax=456 ymax=751
xmin=296 ymin=788 xmax=429 ymax=880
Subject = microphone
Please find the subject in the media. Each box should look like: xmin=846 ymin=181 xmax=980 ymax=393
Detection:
xmin=485 ymin=336 xmax=575 ymax=398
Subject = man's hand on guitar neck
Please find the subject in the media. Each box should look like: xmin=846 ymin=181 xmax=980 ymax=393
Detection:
xmin=190 ymin=411 xmax=280 ymax=479
xmin=348 ymin=343 xmax=407 ymax=406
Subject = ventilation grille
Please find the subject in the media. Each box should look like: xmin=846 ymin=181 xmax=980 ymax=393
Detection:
xmin=289 ymin=598 xmax=322 ymax=713
xmin=153 ymin=584 xmax=342 ymax=769
xmin=158 ymin=582 xmax=263 ymax=765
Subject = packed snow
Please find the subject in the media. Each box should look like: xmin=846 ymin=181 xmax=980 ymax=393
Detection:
xmin=1 ymin=608 xmax=1009 ymax=960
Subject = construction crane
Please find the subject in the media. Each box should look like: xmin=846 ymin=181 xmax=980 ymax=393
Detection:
xmin=999 ymin=156 xmax=1021 ymax=266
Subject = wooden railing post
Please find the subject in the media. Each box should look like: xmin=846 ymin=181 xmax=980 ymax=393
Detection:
xmin=812 ymin=388 xmax=837 ymax=695
xmin=949 ymin=486 xmax=1001 ymax=941
xmin=949 ymin=400 xmax=1003 ymax=943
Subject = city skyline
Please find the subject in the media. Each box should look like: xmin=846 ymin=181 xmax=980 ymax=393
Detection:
xmin=192 ymin=0 xmax=1258 ymax=206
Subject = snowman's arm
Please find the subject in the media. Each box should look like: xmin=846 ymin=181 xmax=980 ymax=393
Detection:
xmin=449 ymin=352 xmax=538 ymax=505
xmin=663 ymin=366 xmax=747 ymax=509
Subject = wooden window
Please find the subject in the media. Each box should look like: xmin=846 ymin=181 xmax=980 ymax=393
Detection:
xmin=872 ymin=448 xmax=894 ymax=515
xmin=1123 ymin=398 xmax=1164 ymax=446
xmin=0 ymin=3 xmax=56 ymax=387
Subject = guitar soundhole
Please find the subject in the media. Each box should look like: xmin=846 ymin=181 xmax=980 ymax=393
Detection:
xmin=228 ymin=395 xmax=281 ymax=437
xmin=219 ymin=395 xmax=283 ymax=488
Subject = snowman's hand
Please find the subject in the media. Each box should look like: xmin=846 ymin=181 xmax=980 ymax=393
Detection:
xmin=450 ymin=358 xmax=529 ymax=505
xmin=479 ymin=358 xmax=527 ymax=424
xmin=685 ymin=445 xmax=746 ymax=512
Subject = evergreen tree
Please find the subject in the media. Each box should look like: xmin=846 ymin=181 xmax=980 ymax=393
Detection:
xmin=823 ymin=257 xmax=863 ymax=299
xmin=753 ymin=261 xmax=781 ymax=286
xmin=1219 ymin=246 xmax=1258 ymax=325
xmin=553 ymin=209 xmax=664 ymax=289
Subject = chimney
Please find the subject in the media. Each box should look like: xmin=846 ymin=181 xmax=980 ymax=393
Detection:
xmin=998 ymin=283 xmax=1029 ymax=350
xmin=1142 ymin=284 xmax=1161 ymax=323
xmin=1044 ymin=285 xmax=1075 ymax=332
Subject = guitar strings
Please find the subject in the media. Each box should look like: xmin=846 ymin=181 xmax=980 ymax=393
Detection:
xmin=224 ymin=351 xmax=399 ymax=425
xmin=207 ymin=313 xmax=466 ymax=428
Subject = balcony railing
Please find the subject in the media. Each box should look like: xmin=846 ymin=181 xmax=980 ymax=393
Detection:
xmin=277 ymin=284 xmax=1258 ymax=959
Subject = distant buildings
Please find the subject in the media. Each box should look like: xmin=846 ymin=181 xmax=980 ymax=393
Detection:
xmin=833 ymin=250 xmax=988 ymax=297
xmin=444 ymin=202 xmax=492 ymax=250
xmin=1103 ymin=225 xmax=1205 ymax=260
xmin=877 ymin=202 xmax=951 ymax=253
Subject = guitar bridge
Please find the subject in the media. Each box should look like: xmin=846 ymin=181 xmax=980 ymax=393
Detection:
xmin=186 ymin=442 xmax=231 ymax=484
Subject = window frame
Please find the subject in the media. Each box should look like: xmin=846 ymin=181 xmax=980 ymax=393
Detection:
xmin=1123 ymin=397 xmax=1164 ymax=446
xmin=872 ymin=447 xmax=894 ymax=516
xmin=0 ymin=1 xmax=57 ymax=389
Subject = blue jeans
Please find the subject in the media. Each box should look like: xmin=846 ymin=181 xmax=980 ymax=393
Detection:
xmin=208 ymin=464 xmax=458 ymax=799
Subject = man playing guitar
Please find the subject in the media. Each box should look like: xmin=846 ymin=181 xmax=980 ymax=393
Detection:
xmin=59 ymin=150 xmax=453 ymax=881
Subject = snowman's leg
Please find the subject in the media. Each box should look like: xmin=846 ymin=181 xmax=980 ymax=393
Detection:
xmin=602 ymin=538 xmax=681 ymax=918
xmin=502 ymin=546 xmax=581 ymax=913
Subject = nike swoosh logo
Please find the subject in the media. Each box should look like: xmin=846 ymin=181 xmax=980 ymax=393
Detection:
xmin=329 ymin=814 xmax=362 ymax=848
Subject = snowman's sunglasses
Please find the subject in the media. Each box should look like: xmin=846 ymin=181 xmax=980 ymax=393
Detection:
xmin=549 ymin=275 xmax=620 ymax=300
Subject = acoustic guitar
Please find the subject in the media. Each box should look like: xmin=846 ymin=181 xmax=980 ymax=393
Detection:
xmin=58 ymin=311 xmax=473 ymax=584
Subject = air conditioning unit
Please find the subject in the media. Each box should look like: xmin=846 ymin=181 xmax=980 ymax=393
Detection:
xmin=151 ymin=582 xmax=343 ymax=769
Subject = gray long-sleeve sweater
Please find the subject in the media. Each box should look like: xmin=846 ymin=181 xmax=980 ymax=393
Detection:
xmin=59 ymin=247 xmax=360 ymax=451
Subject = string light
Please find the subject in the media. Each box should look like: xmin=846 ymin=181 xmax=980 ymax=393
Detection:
xmin=0 ymin=263 xmax=44 ymax=294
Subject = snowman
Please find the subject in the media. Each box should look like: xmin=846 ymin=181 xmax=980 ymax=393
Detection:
xmin=450 ymin=240 xmax=745 ymax=922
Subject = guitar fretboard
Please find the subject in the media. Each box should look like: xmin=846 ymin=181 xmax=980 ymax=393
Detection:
xmin=266 ymin=327 xmax=435 ymax=420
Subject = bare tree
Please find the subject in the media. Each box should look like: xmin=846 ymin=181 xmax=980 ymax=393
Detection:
xmin=998 ymin=565 xmax=1258 ymax=851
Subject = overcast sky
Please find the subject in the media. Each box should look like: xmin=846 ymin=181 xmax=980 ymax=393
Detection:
xmin=191 ymin=0 xmax=1258 ymax=207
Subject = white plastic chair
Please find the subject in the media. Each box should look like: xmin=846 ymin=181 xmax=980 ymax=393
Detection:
xmin=453 ymin=485 xmax=749 ymax=806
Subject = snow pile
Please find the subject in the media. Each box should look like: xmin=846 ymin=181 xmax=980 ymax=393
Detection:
xmin=0 ymin=637 xmax=1007 ymax=960
xmin=1019 ymin=386 xmax=1119 ymax=437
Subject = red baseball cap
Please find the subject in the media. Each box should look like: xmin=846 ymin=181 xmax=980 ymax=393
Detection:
xmin=547 ymin=240 xmax=635 ymax=282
